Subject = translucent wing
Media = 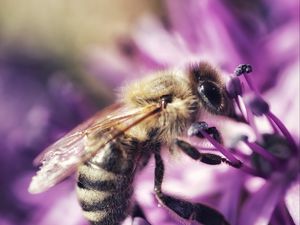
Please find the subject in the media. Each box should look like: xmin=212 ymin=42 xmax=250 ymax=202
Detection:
xmin=29 ymin=103 xmax=161 ymax=194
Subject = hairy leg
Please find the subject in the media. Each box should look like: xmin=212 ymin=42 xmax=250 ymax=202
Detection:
xmin=154 ymin=152 xmax=230 ymax=225
xmin=175 ymin=139 xmax=242 ymax=168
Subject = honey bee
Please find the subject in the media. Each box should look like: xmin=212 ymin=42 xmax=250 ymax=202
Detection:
xmin=29 ymin=62 xmax=240 ymax=225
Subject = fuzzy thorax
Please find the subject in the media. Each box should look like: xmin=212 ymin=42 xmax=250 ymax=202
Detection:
xmin=121 ymin=71 xmax=199 ymax=144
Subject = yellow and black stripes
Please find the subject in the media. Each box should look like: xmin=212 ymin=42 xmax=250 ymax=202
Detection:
xmin=77 ymin=139 xmax=139 ymax=225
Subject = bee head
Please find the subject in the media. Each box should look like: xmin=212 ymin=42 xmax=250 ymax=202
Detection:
xmin=189 ymin=62 xmax=233 ymax=115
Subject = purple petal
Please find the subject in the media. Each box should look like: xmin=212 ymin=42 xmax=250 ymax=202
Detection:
xmin=217 ymin=170 xmax=245 ymax=224
xmin=239 ymin=157 xmax=299 ymax=225
xmin=285 ymin=181 xmax=300 ymax=225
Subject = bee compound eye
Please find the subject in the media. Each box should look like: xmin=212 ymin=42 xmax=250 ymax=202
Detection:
xmin=198 ymin=81 xmax=222 ymax=111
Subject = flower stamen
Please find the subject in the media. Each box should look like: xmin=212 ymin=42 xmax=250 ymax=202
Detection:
xmin=265 ymin=112 xmax=298 ymax=153
xmin=199 ymin=129 xmax=242 ymax=168
xmin=243 ymin=139 xmax=281 ymax=165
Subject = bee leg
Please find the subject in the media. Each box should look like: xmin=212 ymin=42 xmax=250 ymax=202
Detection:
xmin=187 ymin=122 xmax=242 ymax=168
xmin=187 ymin=121 xmax=222 ymax=143
xmin=131 ymin=204 xmax=151 ymax=225
xmin=154 ymin=152 xmax=230 ymax=225
xmin=174 ymin=139 xmax=242 ymax=168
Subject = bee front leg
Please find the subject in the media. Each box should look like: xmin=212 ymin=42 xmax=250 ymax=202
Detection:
xmin=154 ymin=153 xmax=230 ymax=225
xmin=174 ymin=139 xmax=242 ymax=168
xmin=186 ymin=121 xmax=242 ymax=168
xmin=187 ymin=121 xmax=223 ymax=143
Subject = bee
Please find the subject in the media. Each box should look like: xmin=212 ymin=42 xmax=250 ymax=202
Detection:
xmin=29 ymin=62 xmax=240 ymax=225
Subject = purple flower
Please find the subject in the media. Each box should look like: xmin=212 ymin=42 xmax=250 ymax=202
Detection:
xmin=1 ymin=0 xmax=299 ymax=225
xmin=87 ymin=1 xmax=299 ymax=225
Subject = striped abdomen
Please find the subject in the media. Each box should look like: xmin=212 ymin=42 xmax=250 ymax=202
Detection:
xmin=77 ymin=137 xmax=140 ymax=225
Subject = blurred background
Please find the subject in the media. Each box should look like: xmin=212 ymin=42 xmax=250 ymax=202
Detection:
xmin=0 ymin=0 xmax=299 ymax=225
xmin=0 ymin=0 xmax=161 ymax=103
xmin=0 ymin=1 xmax=161 ymax=224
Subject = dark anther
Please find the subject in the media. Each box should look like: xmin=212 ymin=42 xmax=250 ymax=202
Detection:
xmin=226 ymin=77 xmax=242 ymax=98
xmin=248 ymin=96 xmax=270 ymax=116
xmin=160 ymin=94 xmax=173 ymax=109
xmin=234 ymin=64 xmax=253 ymax=76
xmin=187 ymin=121 xmax=208 ymax=137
